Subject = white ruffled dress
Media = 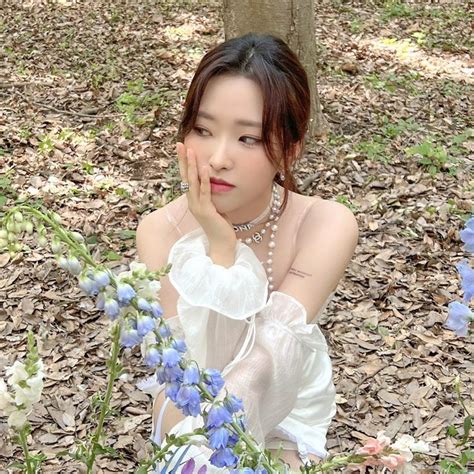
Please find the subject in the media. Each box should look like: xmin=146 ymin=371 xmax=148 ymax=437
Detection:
xmin=141 ymin=228 xmax=336 ymax=472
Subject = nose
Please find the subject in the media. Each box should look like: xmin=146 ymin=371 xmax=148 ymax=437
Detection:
xmin=208 ymin=139 xmax=233 ymax=171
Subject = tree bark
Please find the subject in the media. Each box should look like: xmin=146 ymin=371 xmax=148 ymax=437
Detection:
xmin=222 ymin=0 xmax=328 ymax=138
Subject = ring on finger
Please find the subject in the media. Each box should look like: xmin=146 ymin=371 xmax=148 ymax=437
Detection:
xmin=180 ymin=182 xmax=190 ymax=193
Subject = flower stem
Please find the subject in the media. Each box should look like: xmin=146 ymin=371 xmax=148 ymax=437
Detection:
xmin=85 ymin=322 xmax=121 ymax=473
xmin=18 ymin=427 xmax=34 ymax=474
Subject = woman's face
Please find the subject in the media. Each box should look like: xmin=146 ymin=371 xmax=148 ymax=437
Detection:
xmin=183 ymin=74 xmax=278 ymax=224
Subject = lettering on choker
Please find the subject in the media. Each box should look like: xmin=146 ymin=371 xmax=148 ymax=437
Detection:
xmin=289 ymin=267 xmax=312 ymax=278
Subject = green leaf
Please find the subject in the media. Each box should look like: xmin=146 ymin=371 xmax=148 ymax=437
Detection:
xmin=104 ymin=250 xmax=122 ymax=261
xmin=446 ymin=425 xmax=458 ymax=437
xmin=119 ymin=229 xmax=136 ymax=240
xmin=86 ymin=234 xmax=98 ymax=245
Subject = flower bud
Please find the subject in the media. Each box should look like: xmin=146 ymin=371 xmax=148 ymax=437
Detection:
xmin=0 ymin=229 xmax=7 ymax=239
xmin=13 ymin=242 xmax=22 ymax=252
xmin=51 ymin=213 xmax=62 ymax=224
xmin=24 ymin=221 xmax=34 ymax=235
xmin=51 ymin=239 xmax=62 ymax=255
xmin=7 ymin=232 xmax=17 ymax=243
xmin=67 ymin=256 xmax=82 ymax=275
xmin=14 ymin=212 xmax=23 ymax=223
xmin=58 ymin=256 xmax=69 ymax=270
xmin=6 ymin=220 xmax=17 ymax=233
xmin=0 ymin=238 xmax=7 ymax=248
xmin=71 ymin=231 xmax=85 ymax=243
xmin=37 ymin=235 xmax=48 ymax=247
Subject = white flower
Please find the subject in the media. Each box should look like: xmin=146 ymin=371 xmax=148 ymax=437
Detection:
xmin=0 ymin=378 xmax=14 ymax=411
xmin=8 ymin=409 xmax=29 ymax=429
xmin=137 ymin=280 xmax=161 ymax=299
xmin=140 ymin=331 xmax=157 ymax=359
xmin=376 ymin=430 xmax=392 ymax=446
xmin=391 ymin=434 xmax=431 ymax=464
xmin=6 ymin=361 xmax=28 ymax=386
xmin=14 ymin=372 xmax=44 ymax=407
xmin=130 ymin=261 xmax=147 ymax=274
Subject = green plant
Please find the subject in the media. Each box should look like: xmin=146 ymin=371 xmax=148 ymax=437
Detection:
xmin=82 ymin=162 xmax=95 ymax=175
xmin=114 ymin=187 xmax=131 ymax=199
xmin=356 ymin=137 xmax=390 ymax=163
xmin=364 ymin=72 xmax=421 ymax=94
xmin=0 ymin=172 xmax=18 ymax=208
xmin=350 ymin=19 xmax=363 ymax=34
xmin=335 ymin=195 xmax=359 ymax=213
xmin=38 ymin=135 xmax=54 ymax=155
xmin=379 ymin=116 xmax=420 ymax=139
xmin=405 ymin=139 xmax=457 ymax=175
xmin=381 ymin=1 xmax=416 ymax=21
xmin=115 ymin=80 xmax=171 ymax=126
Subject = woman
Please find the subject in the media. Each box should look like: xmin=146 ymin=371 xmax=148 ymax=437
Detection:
xmin=136 ymin=33 xmax=359 ymax=472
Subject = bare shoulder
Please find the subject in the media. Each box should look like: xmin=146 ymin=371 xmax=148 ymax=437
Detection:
xmin=298 ymin=195 xmax=359 ymax=247
xmin=136 ymin=195 xmax=187 ymax=271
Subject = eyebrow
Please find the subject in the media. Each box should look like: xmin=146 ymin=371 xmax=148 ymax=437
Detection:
xmin=197 ymin=111 xmax=262 ymax=129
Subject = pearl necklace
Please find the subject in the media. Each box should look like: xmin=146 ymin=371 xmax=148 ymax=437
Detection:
xmin=236 ymin=182 xmax=281 ymax=291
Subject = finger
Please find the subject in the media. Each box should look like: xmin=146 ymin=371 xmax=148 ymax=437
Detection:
xmin=186 ymin=147 xmax=200 ymax=202
xmin=176 ymin=142 xmax=188 ymax=182
xmin=200 ymin=163 xmax=211 ymax=204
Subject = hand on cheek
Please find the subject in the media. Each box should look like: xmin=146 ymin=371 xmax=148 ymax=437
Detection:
xmin=176 ymin=142 xmax=236 ymax=249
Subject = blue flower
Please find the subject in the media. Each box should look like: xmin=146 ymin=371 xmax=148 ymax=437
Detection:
xmin=119 ymin=325 xmax=142 ymax=347
xmin=144 ymin=346 xmax=161 ymax=368
xmin=79 ymin=274 xmax=100 ymax=296
xmin=456 ymin=260 xmax=474 ymax=303
xmin=94 ymin=270 xmax=110 ymax=289
xmin=162 ymin=347 xmax=181 ymax=367
xmin=208 ymin=426 xmax=231 ymax=449
xmin=223 ymin=394 xmax=244 ymax=414
xmin=159 ymin=325 xmax=171 ymax=338
xmin=183 ymin=365 xmax=200 ymax=385
xmin=104 ymin=297 xmax=120 ymax=320
xmin=165 ymin=381 xmax=181 ymax=402
xmin=116 ymin=282 xmax=136 ymax=305
xmin=150 ymin=301 xmax=163 ymax=318
xmin=209 ymin=447 xmax=238 ymax=468
xmin=137 ymin=314 xmax=156 ymax=337
xmin=230 ymin=469 xmax=255 ymax=474
xmin=203 ymin=369 xmax=225 ymax=397
xmin=176 ymin=385 xmax=202 ymax=416
xmin=172 ymin=338 xmax=187 ymax=353
xmin=206 ymin=404 xmax=233 ymax=429
xmin=445 ymin=301 xmax=472 ymax=337
xmin=460 ymin=216 xmax=474 ymax=252
xmin=157 ymin=365 xmax=184 ymax=384
xmin=137 ymin=297 xmax=152 ymax=312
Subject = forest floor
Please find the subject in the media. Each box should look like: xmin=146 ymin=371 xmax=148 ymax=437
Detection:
xmin=0 ymin=0 xmax=473 ymax=472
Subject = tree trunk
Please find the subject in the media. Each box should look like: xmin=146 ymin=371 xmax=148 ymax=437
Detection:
xmin=222 ymin=0 xmax=328 ymax=138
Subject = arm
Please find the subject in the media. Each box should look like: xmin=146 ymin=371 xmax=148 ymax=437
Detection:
xmin=135 ymin=208 xmax=180 ymax=320
xmin=278 ymin=199 xmax=359 ymax=322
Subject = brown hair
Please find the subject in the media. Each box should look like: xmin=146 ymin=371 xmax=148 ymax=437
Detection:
xmin=177 ymin=33 xmax=311 ymax=215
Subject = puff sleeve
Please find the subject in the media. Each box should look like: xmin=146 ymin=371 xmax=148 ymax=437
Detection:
xmin=168 ymin=227 xmax=268 ymax=372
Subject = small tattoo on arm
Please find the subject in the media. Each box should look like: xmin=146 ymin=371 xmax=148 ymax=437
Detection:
xmin=289 ymin=267 xmax=312 ymax=279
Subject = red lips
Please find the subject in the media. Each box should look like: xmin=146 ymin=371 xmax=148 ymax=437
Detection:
xmin=210 ymin=177 xmax=234 ymax=187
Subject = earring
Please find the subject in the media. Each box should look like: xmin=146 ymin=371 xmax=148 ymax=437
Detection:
xmin=279 ymin=171 xmax=285 ymax=182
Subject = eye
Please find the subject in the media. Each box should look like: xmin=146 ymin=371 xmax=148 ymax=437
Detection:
xmin=194 ymin=126 xmax=210 ymax=136
xmin=240 ymin=136 xmax=261 ymax=146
